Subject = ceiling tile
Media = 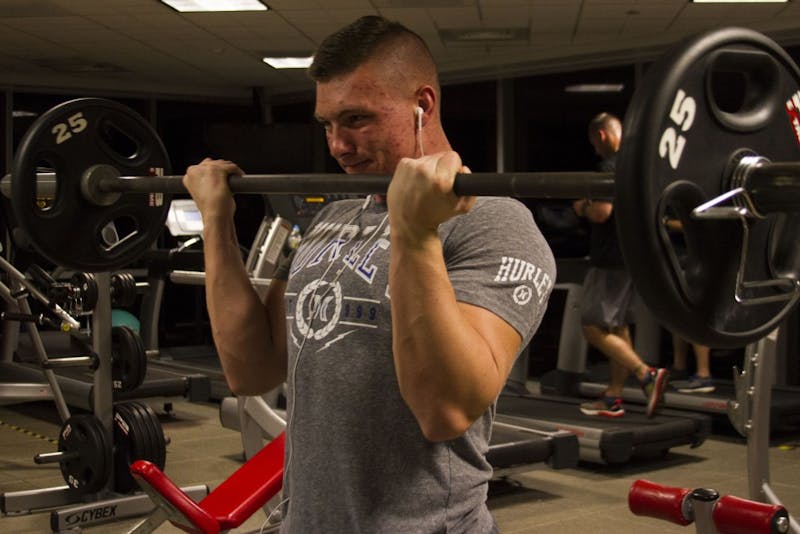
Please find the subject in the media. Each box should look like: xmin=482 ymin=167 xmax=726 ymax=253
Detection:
xmin=0 ymin=0 xmax=796 ymax=99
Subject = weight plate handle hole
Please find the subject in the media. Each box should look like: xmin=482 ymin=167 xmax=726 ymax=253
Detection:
xmin=705 ymin=49 xmax=781 ymax=132
xmin=99 ymin=217 xmax=139 ymax=252
xmin=100 ymin=120 xmax=140 ymax=160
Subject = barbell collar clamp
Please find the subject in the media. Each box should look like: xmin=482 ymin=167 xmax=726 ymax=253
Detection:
xmin=739 ymin=159 xmax=800 ymax=218
xmin=81 ymin=165 xmax=122 ymax=207
xmin=693 ymin=158 xmax=800 ymax=220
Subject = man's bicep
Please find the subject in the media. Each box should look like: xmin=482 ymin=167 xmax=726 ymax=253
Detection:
xmin=457 ymin=302 xmax=522 ymax=388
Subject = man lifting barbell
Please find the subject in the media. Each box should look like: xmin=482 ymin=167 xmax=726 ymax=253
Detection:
xmin=181 ymin=16 xmax=555 ymax=534
xmin=7 ymin=17 xmax=800 ymax=534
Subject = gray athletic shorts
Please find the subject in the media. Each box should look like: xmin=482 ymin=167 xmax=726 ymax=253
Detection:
xmin=579 ymin=267 xmax=636 ymax=328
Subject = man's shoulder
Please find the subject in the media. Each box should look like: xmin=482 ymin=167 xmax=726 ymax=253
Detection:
xmin=443 ymin=196 xmax=539 ymax=238
xmin=472 ymin=196 xmax=531 ymax=215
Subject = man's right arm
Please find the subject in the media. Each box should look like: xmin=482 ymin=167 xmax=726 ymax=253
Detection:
xmin=183 ymin=159 xmax=288 ymax=395
xmin=202 ymin=214 xmax=288 ymax=395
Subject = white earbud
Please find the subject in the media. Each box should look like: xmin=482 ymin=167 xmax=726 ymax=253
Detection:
xmin=414 ymin=106 xmax=424 ymax=157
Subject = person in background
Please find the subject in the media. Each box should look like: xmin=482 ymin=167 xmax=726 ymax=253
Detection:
xmin=574 ymin=112 xmax=669 ymax=418
xmin=661 ymin=212 xmax=715 ymax=395
xmin=671 ymin=335 xmax=715 ymax=393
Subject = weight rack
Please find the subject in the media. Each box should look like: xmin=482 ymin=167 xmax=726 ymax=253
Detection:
xmin=0 ymin=268 xmax=208 ymax=531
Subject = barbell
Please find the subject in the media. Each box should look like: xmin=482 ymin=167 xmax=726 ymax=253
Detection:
xmin=4 ymin=27 xmax=800 ymax=348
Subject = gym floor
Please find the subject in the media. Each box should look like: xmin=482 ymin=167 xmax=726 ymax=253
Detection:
xmin=1 ymin=393 xmax=799 ymax=533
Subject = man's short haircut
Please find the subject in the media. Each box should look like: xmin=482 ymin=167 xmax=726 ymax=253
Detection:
xmin=588 ymin=112 xmax=622 ymax=138
xmin=308 ymin=15 xmax=436 ymax=83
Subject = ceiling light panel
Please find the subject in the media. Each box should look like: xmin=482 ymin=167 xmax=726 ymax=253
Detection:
xmin=564 ymin=83 xmax=625 ymax=93
xmin=160 ymin=0 xmax=269 ymax=12
xmin=439 ymin=27 xmax=530 ymax=43
xmin=262 ymin=56 xmax=313 ymax=69
xmin=692 ymin=0 xmax=787 ymax=3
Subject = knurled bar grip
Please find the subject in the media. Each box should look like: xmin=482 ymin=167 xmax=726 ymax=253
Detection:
xmin=98 ymin=172 xmax=618 ymax=199
xmin=95 ymin=163 xmax=800 ymax=210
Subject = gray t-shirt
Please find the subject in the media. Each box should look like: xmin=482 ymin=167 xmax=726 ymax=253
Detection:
xmin=281 ymin=196 xmax=555 ymax=533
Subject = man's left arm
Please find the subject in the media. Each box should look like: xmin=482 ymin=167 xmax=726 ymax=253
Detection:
xmin=390 ymin=234 xmax=522 ymax=442
xmin=388 ymin=152 xmax=549 ymax=442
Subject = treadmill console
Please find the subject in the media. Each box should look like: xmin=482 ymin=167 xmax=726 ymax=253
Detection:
xmin=166 ymin=199 xmax=204 ymax=237
xmin=245 ymin=216 xmax=292 ymax=279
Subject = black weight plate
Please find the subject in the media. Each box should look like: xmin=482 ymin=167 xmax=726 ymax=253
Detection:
xmin=58 ymin=414 xmax=111 ymax=494
xmin=132 ymin=401 xmax=167 ymax=471
xmin=125 ymin=402 xmax=156 ymax=476
xmin=617 ymin=27 xmax=800 ymax=348
xmin=126 ymin=403 xmax=161 ymax=477
xmin=111 ymin=272 xmax=137 ymax=307
xmin=112 ymin=402 xmax=140 ymax=493
xmin=124 ymin=272 xmax=138 ymax=306
xmin=114 ymin=402 xmax=166 ymax=493
xmin=113 ymin=401 xmax=161 ymax=493
xmin=111 ymin=325 xmax=147 ymax=392
xmin=12 ymin=98 xmax=172 ymax=272
xmin=125 ymin=401 xmax=166 ymax=494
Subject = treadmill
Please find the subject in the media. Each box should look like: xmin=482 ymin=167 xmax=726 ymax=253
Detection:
xmin=142 ymin=250 xmax=238 ymax=401
xmin=4 ymin=309 xmax=210 ymax=412
xmin=496 ymin=258 xmax=712 ymax=465
xmin=553 ymin=258 xmax=800 ymax=430
xmin=497 ymin=389 xmax=709 ymax=465
xmin=576 ymin=323 xmax=800 ymax=431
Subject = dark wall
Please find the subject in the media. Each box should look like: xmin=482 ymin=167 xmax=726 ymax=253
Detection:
xmin=441 ymin=81 xmax=497 ymax=172
xmin=513 ymin=65 xmax=636 ymax=173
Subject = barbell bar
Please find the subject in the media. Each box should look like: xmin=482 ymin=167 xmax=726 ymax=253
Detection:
xmin=6 ymin=26 xmax=800 ymax=349
xmin=5 ymin=159 xmax=799 ymax=214
xmin=107 ymin=170 xmax=622 ymax=199
xmin=2 ymin=169 xmax=618 ymax=200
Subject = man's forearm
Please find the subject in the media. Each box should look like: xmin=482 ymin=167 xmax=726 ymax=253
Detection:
xmin=203 ymin=216 xmax=287 ymax=394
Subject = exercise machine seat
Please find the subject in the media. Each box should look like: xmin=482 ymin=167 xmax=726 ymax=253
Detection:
xmin=130 ymin=432 xmax=285 ymax=534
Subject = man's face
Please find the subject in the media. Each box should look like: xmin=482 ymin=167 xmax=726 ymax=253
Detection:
xmin=314 ymin=61 xmax=417 ymax=175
